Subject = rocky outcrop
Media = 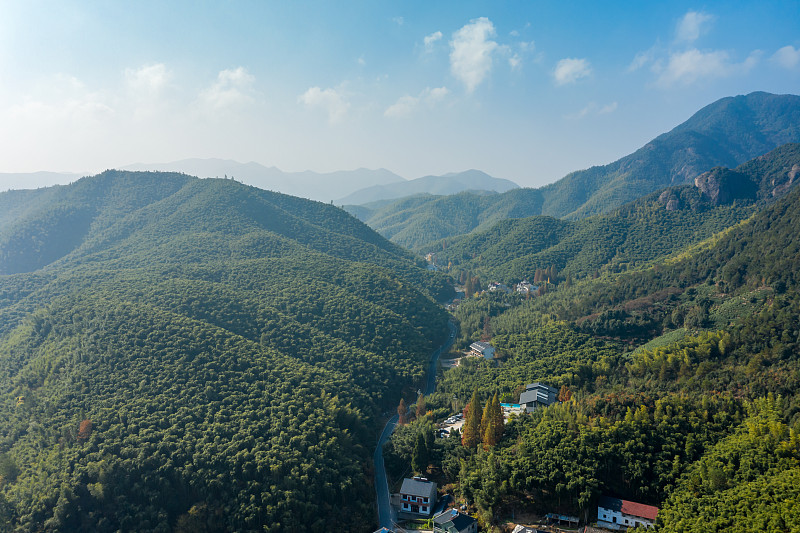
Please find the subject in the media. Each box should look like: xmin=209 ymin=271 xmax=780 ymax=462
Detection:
xmin=694 ymin=167 xmax=757 ymax=206
xmin=657 ymin=190 xmax=681 ymax=211
xmin=771 ymin=164 xmax=799 ymax=198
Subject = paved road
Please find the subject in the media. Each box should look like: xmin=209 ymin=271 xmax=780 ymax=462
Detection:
xmin=375 ymin=413 xmax=399 ymax=529
xmin=374 ymin=319 xmax=458 ymax=530
xmin=425 ymin=321 xmax=457 ymax=395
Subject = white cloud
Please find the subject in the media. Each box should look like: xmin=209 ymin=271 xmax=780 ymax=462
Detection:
xmin=125 ymin=63 xmax=170 ymax=95
xmin=565 ymin=101 xmax=617 ymax=120
xmin=299 ymin=86 xmax=348 ymax=123
xmin=426 ymin=86 xmax=450 ymax=102
xmin=553 ymin=58 xmax=592 ymax=85
xmin=393 ymin=16 xmax=404 ymax=26
xmin=598 ymin=102 xmax=618 ymax=114
xmin=384 ymin=95 xmax=419 ymax=118
xmin=655 ymin=48 xmax=759 ymax=86
xmin=449 ymin=17 xmax=498 ymax=93
xmin=198 ymin=67 xmax=255 ymax=110
xmin=424 ymin=31 xmax=443 ymax=52
xmin=384 ymin=86 xmax=449 ymax=118
xmin=507 ymin=41 xmax=534 ymax=71
xmin=771 ymin=45 xmax=800 ymax=70
xmin=676 ymin=11 xmax=714 ymax=43
xmin=628 ymin=49 xmax=655 ymax=72
xmin=357 ymin=56 xmax=366 ymax=66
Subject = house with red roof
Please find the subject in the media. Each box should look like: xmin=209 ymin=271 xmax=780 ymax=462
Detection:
xmin=597 ymin=496 xmax=658 ymax=529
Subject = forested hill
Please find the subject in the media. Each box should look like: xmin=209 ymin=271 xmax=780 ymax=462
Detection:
xmin=0 ymin=171 xmax=451 ymax=532
xmin=344 ymin=188 xmax=545 ymax=251
xmin=395 ymin=145 xmax=800 ymax=532
xmin=345 ymin=92 xmax=800 ymax=251
xmin=430 ymin=143 xmax=800 ymax=284
xmin=538 ymin=91 xmax=800 ymax=219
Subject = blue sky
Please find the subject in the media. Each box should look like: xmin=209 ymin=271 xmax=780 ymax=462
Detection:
xmin=1 ymin=0 xmax=798 ymax=186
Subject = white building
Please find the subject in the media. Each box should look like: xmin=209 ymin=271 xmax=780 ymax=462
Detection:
xmin=518 ymin=383 xmax=558 ymax=413
xmin=469 ymin=341 xmax=495 ymax=360
xmin=399 ymin=477 xmax=437 ymax=517
xmin=515 ymin=281 xmax=538 ymax=294
xmin=597 ymin=496 xmax=658 ymax=529
xmin=488 ymin=282 xmax=511 ymax=294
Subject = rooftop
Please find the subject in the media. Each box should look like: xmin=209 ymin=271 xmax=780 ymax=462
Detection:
xmin=400 ymin=478 xmax=437 ymax=498
xmin=434 ymin=509 xmax=477 ymax=531
xmin=598 ymin=496 xmax=659 ymax=521
xmin=470 ymin=341 xmax=492 ymax=350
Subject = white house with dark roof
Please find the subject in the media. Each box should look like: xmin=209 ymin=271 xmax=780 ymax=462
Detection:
xmin=516 ymin=281 xmax=538 ymax=294
xmin=469 ymin=341 xmax=495 ymax=360
xmin=597 ymin=495 xmax=658 ymax=529
xmin=518 ymin=382 xmax=558 ymax=413
xmin=433 ymin=509 xmax=478 ymax=533
xmin=399 ymin=477 xmax=437 ymax=517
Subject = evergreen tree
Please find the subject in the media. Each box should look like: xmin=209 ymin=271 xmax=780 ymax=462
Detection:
xmin=482 ymin=415 xmax=497 ymax=449
xmin=482 ymin=394 xmax=504 ymax=448
xmin=462 ymin=388 xmax=482 ymax=448
xmin=491 ymin=393 xmax=504 ymax=443
xmin=480 ymin=399 xmax=490 ymax=437
xmin=411 ymin=432 xmax=428 ymax=474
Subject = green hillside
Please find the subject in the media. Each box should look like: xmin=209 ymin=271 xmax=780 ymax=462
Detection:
xmin=432 ymin=143 xmax=800 ymax=286
xmin=345 ymin=188 xmax=544 ymax=251
xmin=346 ymin=93 xmax=800 ymax=251
xmin=0 ymin=171 xmax=451 ymax=532
xmin=386 ymin=150 xmax=800 ymax=531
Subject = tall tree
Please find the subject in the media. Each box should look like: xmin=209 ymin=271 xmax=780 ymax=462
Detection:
xmin=411 ymin=432 xmax=428 ymax=474
xmin=416 ymin=393 xmax=426 ymax=419
xmin=491 ymin=393 xmax=504 ymax=443
xmin=558 ymin=385 xmax=572 ymax=402
xmin=398 ymin=398 xmax=407 ymax=425
xmin=482 ymin=316 xmax=492 ymax=341
xmin=482 ymin=394 xmax=504 ymax=448
xmin=462 ymin=388 xmax=482 ymax=448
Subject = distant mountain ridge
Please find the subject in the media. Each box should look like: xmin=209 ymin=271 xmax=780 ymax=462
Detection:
xmin=336 ymin=169 xmax=519 ymax=205
xmin=122 ymin=159 xmax=405 ymax=202
xmin=352 ymin=92 xmax=800 ymax=250
xmin=538 ymin=91 xmax=800 ymax=218
xmin=0 ymin=171 xmax=84 ymax=192
xmin=433 ymin=143 xmax=800 ymax=283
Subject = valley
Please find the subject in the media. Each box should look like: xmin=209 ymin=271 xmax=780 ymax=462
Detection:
xmin=1 ymin=92 xmax=799 ymax=533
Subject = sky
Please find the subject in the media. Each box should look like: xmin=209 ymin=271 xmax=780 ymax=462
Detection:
xmin=0 ymin=0 xmax=798 ymax=187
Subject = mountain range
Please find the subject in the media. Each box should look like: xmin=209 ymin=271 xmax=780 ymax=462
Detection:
xmin=0 ymin=161 xmax=519 ymax=206
xmin=433 ymin=143 xmax=800 ymax=284
xmin=336 ymin=169 xmax=518 ymax=205
xmin=350 ymin=92 xmax=800 ymax=250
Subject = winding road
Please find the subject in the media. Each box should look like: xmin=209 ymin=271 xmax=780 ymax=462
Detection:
xmin=374 ymin=320 xmax=457 ymax=530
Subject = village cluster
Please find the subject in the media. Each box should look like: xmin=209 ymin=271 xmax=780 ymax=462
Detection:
xmin=380 ymin=381 xmax=659 ymax=532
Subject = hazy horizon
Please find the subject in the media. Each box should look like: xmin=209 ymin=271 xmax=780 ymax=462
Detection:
xmin=1 ymin=1 xmax=798 ymax=187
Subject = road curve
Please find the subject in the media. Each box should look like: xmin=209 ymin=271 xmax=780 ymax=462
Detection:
xmin=374 ymin=320 xmax=457 ymax=530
